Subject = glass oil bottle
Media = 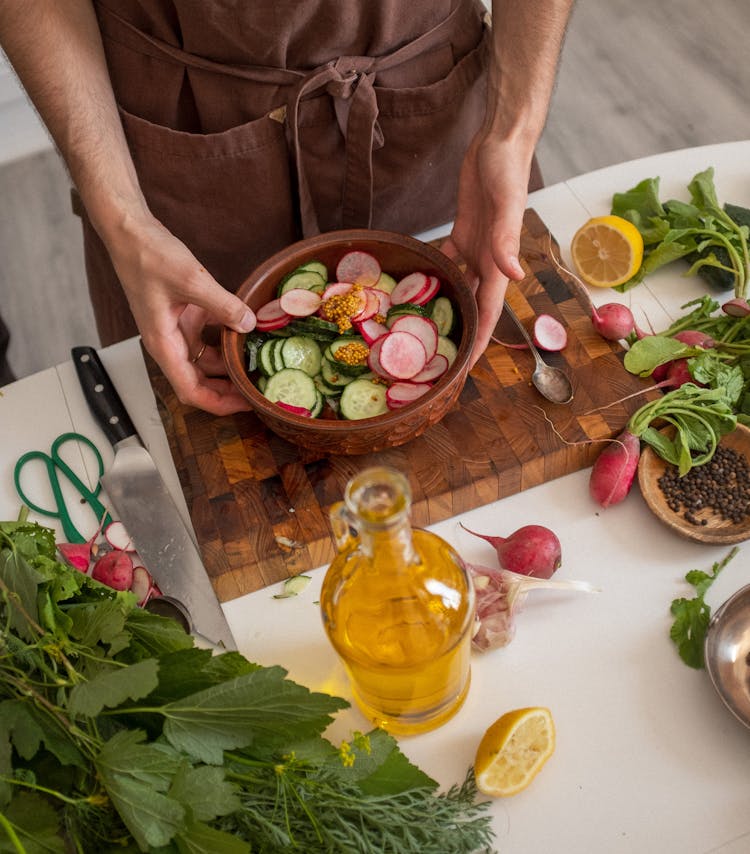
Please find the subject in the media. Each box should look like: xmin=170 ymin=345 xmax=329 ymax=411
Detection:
xmin=319 ymin=466 xmax=475 ymax=735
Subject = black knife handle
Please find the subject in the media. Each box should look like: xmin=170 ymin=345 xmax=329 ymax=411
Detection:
xmin=71 ymin=346 xmax=139 ymax=447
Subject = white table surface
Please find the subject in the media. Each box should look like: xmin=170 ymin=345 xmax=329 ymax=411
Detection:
xmin=2 ymin=141 xmax=750 ymax=854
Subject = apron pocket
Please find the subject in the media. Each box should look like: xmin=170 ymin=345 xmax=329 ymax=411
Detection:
xmin=119 ymin=107 xmax=298 ymax=292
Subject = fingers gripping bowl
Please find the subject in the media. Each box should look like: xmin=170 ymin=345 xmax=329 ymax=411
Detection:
xmin=222 ymin=230 xmax=478 ymax=456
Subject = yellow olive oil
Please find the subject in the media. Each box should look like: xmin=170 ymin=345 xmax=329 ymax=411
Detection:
xmin=320 ymin=468 xmax=474 ymax=735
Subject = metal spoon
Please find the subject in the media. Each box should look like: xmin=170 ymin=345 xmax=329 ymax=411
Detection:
xmin=502 ymin=303 xmax=574 ymax=404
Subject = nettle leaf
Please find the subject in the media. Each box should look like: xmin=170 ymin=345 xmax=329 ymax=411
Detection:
xmin=68 ymin=658 xmax=160 ymax=718
xmin=14 ymin=702 xmax=84 ymax=767
xmin=144 ymin=649 xmax=260 ymax=705
xmin=174 ymin=819 xmax=250 ymax=854
xmin=122 ymin=607 xmax=195 ymax=661
xmin=162 ymin=666 xmax=348 ymax=765
xmin=0 ymin=791 xmax=63 ymax=854
xmin=95 ymin=730 xmax=187 ymax=851
xmin=0 ymin=720 xmax=11 ymax=809
xmin=168 ymin=763 xmax=241 ymax=821
xmin=66 ymin=599 xmax=131 ymax=651
xmin=0 ymin=548 xmax=44 ymax=641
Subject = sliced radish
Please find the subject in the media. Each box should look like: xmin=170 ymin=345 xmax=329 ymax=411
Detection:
xmin=351 ymin=287 xmax=380 ymax=322
xmin=386 ymin=382 xmax=433 ymax=408
xmin=390 ymin=272 xmax=429 ymax=305
xmin=356 ymin=317 xmax=390 ymax=344
xmin=279 ymin=288 xmax=322 ymax=317
xmin=131 ymin=565 xmax=153 ymax=606
xmin=410 ymin=353 xmax=449 ymax=382
xmin=256 ymin=298 xmax=293 ymax=331
xmin=367 ymin=336 xmax=399 ymax=380
xmin=411 ymin=274 xmax=440 ymax=306
xmin=722 ymin=298 xmax=750 ymax=317
xmin=104 ymin=521 xmax=134 ymax=552
xmin=532 ymin=314 xmax=568 ymax=351
xmin=371 ymin=288 xmax=392 ymax=317
xmin=276 ymin=401 xmax=313 ymax=417
xmin=321 ymin=282 xmax=353 ymax=300
xmin=335 ymin=250 xmax=381 ymax=286
xmin=378 ymin=330 xmax=427 ymax=379
xmin=389 ymin=315 xmax=438 ymax=362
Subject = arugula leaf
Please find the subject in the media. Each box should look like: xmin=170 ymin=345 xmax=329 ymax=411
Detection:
xmin=623 ymin=336 xmax=691 ymax=376
xmin=669 ymin=548 xmax=737 ymax=668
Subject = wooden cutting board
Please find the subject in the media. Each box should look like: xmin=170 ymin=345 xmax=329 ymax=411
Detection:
xmin=144 ymin=209 xmax=656 ymax=602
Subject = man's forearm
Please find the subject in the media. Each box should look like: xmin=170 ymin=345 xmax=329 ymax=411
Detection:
xmin=487 ymin=0 xmax=574 ymax=146
xmin=0 ymin=1 xmax=148 ymax=237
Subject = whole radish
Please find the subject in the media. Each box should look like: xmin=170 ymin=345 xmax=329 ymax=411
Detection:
xmin=590 ymin=302 xmax=636 ymax=341
xmin=92 ymin=549 xmax=134 ymax=591
xmin=460 ymin=523 xmax=561 ymax=578
xmin=589 ymin=429 xmax=641 ymax=508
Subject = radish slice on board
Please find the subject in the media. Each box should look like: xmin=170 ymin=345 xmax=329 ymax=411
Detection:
xmin=279 ymin=288 xmax=322 ymax=317
xmin=532 ymin=314 xmax=568 ymax=351
xmin=378 ymin=330 xmax=427 ymax=379
xmin=356 ymin=317 xmax=390 ymax=344
xmin=104 ymin=521 xmax=134 ymax=551
xmin=389 ymin=272 xmax=429 ymax=305
xmin=386 ymin=382 xmax=432 ymax=408
xmin=389 ymin=315 xmax=439 ymax=361
xmin=722 ymin=298 xmax=750 ymax=317
xmin=131 ymin=566 xmax=153 ymax=606
xmin=410 ymin=352 xmax=449 ymax=382
xmin=335 ymin=250 xmax=381 ymax=286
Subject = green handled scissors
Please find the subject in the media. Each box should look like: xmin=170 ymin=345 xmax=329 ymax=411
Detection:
xmin=14 ymin=432 xmax=113 ymax=543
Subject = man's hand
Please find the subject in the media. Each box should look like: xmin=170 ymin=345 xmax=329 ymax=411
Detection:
xmin=107 ymin=214 xmax=256 ymax=416
xmin=441 ymin=133 xmax=530 ymax=368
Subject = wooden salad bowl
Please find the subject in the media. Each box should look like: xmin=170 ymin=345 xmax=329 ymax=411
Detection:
xmin=222 ymin=229 xmax=477 ymax=456
xmin=637 ymin=423 xmax=750 ymax=544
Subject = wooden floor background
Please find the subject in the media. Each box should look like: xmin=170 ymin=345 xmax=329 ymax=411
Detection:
xmin=1 ymin=0 xmax=748 ymax=380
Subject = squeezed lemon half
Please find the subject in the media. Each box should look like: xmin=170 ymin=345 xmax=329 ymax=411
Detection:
xmin=570 ymin=214 xmax=644 ymax=288
xmin=474 ymin=706 xmax=555 ymax=797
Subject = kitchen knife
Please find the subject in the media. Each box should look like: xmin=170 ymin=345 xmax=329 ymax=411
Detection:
xmin=71 ymin=345 xmax=237 ymax=650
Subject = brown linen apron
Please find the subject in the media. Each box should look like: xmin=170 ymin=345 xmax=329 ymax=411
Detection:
xmin=83 ymin=0 xmax=542 ymax=345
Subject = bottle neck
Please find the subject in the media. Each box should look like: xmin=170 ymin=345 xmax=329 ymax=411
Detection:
xmin=358 ymin=513 xmax=416 ymax=563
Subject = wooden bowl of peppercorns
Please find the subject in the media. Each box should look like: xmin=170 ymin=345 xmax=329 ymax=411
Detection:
xmin=638 ymin=424 xmax=750 ymax=544
xmin=222 ymin=229 xmax=477 ymax=455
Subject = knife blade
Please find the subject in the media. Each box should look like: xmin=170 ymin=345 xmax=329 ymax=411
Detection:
xmin=71 ymin=345 xmax=237 ymax=650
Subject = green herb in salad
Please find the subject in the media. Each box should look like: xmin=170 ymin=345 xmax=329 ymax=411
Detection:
xmin=611 ymin=167 xmax=750 ymax=296
xmin=669 ymin=547 xmax=738 ymax=669
xmin=0 ymin=510 xmax=495 ymax=854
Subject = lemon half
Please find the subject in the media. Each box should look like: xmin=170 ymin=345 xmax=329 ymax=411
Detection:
xmin=474 ymin=706 xmax=555 ymax=797
xmin=570 ymin=214 xmax=644 ymax=288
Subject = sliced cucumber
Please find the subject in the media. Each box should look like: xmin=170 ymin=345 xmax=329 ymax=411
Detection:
xmin=430 ymin=296 xmax=455 ymax=336
xmin=323 ymin=336 xmax=371 ymax=377
xmin=314 ymin=372 xmax=342 ymax=396
xmin=263 ymin=368 xmax=318 ymax=411
xmin=340 ymin=378 xmax=388 ymax=420
xmin=280 ymin=335 xmax=322 ymax=376
xmin=320 ymin=357 xmax=356 ymax=387
xmin=385 ymin=302 xmax=430 ymax=327
xmin=278 ymin=270 xmax=327 ymax=296
xmin=288 ymin=316 xmax=339 ymax=341
xmin=374 ymin=271 xmax=397 ymax=293
xmin=436 ymin=335 xmax=458 ymax=367
xmin=299 ymin=260 xmax=328 ymax=281
xmin=257 ymin=375 xmax=268 ymax=393
xmin=258 ymin=339 xmax=278 ymax=377
xmin=271 ymin=338 xmax=286 ymax=373
xmin=309 ymin=389 xmax=324 ymax=418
